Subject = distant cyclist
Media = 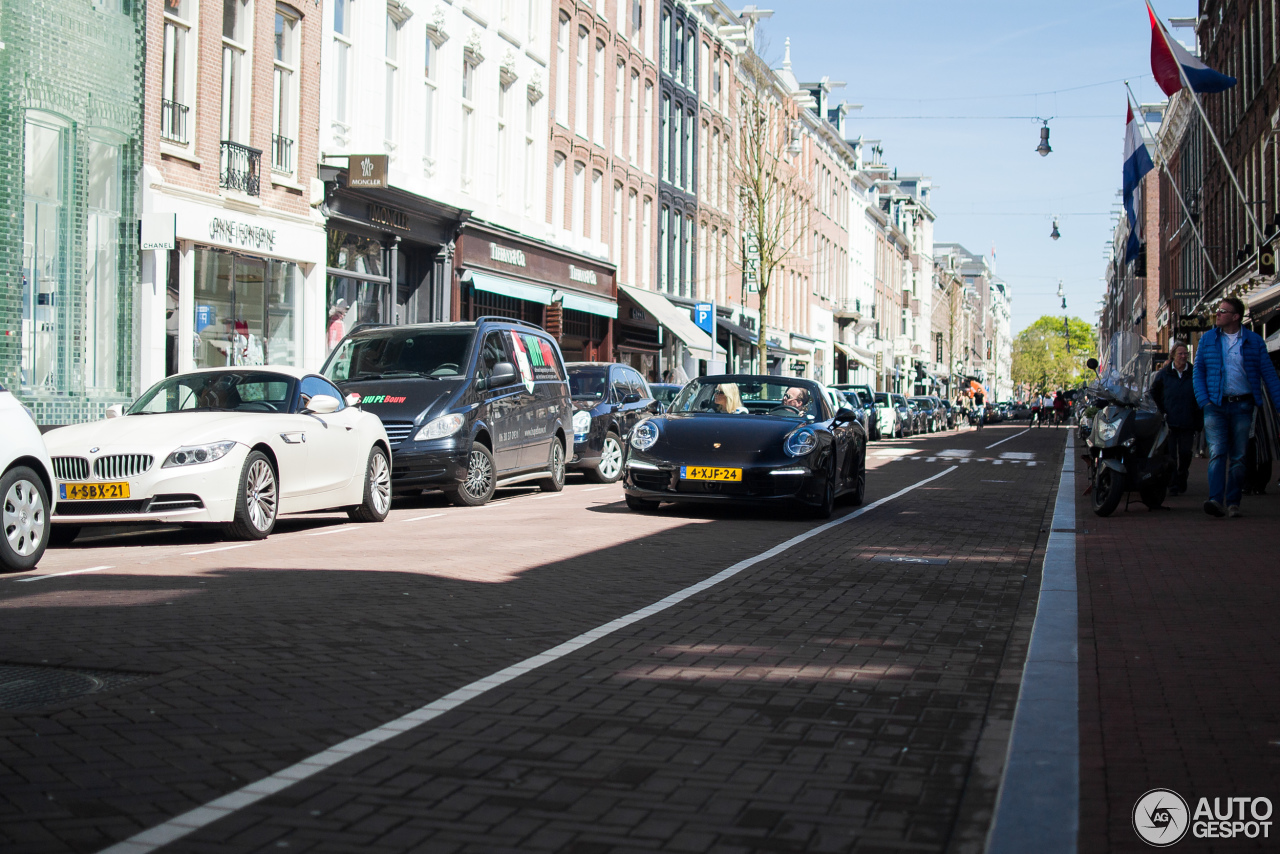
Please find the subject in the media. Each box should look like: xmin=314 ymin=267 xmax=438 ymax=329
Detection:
xmin=972 ymin=389 xmax=985 ymax=430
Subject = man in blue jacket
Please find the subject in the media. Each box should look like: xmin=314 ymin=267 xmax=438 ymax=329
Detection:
xmin=1192 ymin=297 xmax=1280 ymax=517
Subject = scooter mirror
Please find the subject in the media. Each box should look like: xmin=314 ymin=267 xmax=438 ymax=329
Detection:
xmin=1086 ymin=358 xmax=1099 ymax=372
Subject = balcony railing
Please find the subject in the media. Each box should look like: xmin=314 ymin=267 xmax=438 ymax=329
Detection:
xmin=271 ymin=133 xmax=294 ymax=174
xmin=160 ymin=99 xmax=189 ymax=145
xmin=219 ymin=140 xmax=262 ymax=196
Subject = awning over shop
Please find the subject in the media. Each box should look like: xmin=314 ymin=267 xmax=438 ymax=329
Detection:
xmin=767 ymin=343 xmax=800 ymax=357
xmin=834 ymin=341 xmax=875 ymax=368
xmin=717 ymin=317 xmax=757 ymax=344
xmin=464 ymin=270 xmax=554 ymax=305
xmin=618 ymin=284 xmax=714 ymax=361
xmin=789 ymin=333 xmax=816 ymax=355
xmin=556 ymin=290 xmax=618 ymax=318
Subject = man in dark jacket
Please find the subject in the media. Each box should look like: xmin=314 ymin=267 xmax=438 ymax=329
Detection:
xmin=1192 ymin=297 xmax=1280 ymax=517
xmin=1151 ymin=341 xmax=1201 ymax=495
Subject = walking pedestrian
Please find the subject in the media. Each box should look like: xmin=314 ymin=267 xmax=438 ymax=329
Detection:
xmin=1192 ymin=297 xmax=1280 ymax=517
xmin=1151 ymin=341 xmax=1201 ymax=496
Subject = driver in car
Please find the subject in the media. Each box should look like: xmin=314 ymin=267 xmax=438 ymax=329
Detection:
xmin=782 ymin=387 xmax=810 ymax=412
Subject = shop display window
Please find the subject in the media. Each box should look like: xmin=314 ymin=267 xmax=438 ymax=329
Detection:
xmin=326 ymin=230 xmax=390 ymax=350
xmin=193 ymin=247 xmax=300 ymax=368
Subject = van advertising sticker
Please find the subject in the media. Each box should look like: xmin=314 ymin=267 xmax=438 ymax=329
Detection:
xmin=509 ymin=332 xmax=535 ymax=393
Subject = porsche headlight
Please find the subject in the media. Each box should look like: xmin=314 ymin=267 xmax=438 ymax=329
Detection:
xmin=163 ymin=440 xmax=237 ymax=468
xmin=414 ymin=413 xmax=465 ymax=442
xmin=784 ymin=427 xmax=818 ymax=458
xmin=572 ymin=410 xmax=592 ymax=435
xmin=630 ymin=420 xmax=659 ymax=451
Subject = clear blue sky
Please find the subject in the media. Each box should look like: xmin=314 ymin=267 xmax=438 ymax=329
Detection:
xmin=757 ymin=0 xmax=1196 ymax=334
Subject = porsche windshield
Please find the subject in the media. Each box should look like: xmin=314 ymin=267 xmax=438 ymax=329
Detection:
xmin=130 ymin=371 xmax=298 ymax=414
xmin=324 ymin=330 xmax=474 ymax=382
xmin=668 ymin=378 xmax=820 ymax=419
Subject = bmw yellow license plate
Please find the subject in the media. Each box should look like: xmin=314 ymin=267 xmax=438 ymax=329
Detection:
xmin=680 ymin=466 xmax=742 ymax=482
xmin=60 ymin=482 xmax=130 ymax=501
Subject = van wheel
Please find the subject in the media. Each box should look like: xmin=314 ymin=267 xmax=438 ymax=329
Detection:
xmin=537 ymin=438 xmax=566 ymax=492
xmin=587 ymin=432 xmax=623 ymax=483
xmin=448 ymin=444 xmax=496 ymax=506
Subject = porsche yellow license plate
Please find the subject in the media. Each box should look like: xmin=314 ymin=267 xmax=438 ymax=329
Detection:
xmin=60 ymin=482 xmax=130 ymax=501
xmin=680 ymin=466 xmax=742 ymax=482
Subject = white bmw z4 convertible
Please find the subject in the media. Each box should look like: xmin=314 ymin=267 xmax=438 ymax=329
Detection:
xmin=43 ymin=367 xmax=392 ymax=541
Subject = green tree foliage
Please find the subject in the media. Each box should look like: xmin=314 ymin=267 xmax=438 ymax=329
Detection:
xmin=1012 ymin=316 xmax=1098 ymax=395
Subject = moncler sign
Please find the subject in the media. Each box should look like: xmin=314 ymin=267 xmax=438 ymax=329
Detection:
xmin=347 ymin=154 xmax=388 ymax=188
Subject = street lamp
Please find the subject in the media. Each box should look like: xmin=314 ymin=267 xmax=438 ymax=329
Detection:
xmin=1050 ymin=217 xmax=1060 ymax=240
xmin=1036 ymin=119 xmax=1052 ymax=156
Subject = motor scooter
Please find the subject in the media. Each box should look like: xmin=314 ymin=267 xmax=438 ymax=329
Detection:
xmin=1082 ymin=333 xmax=1173 ymax=516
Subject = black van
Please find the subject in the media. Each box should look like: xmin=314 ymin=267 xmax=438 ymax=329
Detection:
xmin=321 ymin=317 xmax=571 ymax=507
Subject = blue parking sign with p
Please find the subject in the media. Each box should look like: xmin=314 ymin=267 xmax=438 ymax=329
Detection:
xmin=694 ymin=302 xmax=714 ymax=336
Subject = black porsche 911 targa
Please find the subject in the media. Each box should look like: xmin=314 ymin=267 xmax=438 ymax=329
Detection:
xmin=621 ymin=375 xmax=867 ymax=517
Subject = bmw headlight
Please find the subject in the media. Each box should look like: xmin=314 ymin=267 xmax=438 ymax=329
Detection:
xmin=630 ymin=420 xmax=659 ymax=451
xmin=163 ymin=440 xmax=237 ymax=468
xmin=414 ymin=413 xmax=465 ymax=442
xmin=784 ymin=427 xmax=818 ymax=457
xmin=572 ymin=410 xmax=592 ymax=435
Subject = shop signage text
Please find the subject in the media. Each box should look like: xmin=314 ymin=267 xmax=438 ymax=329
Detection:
xmin=368 ymin=203 xmax=409 ymax=231
xmin=490 ymin=244 xmax=527 ymax=267
xmin=209 ymin=216 xmax=276 ymax=251
xmin=569 ymin=265 xmax=598 ymax=285
xmin=140 ymin=212 xmax=176 ymax=250
xmin=347 ymin=154 xmax=388 ymax=188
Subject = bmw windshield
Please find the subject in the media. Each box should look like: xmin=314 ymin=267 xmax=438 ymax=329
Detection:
xmin=667 ymin=378 xmax=821 ymax=419
xmin=129 ymin=371 xmax=298 ymax=414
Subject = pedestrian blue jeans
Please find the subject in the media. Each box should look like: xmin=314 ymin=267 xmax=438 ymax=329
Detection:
xmin=1203 ymin=399 xmax=1254 ymax=506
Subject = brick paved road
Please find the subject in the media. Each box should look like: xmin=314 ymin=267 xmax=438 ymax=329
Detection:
xmin=1077 ymin=446 xmax=1280 ymax=853
xmin=0 ymin=425 xmax=1065 ymax=853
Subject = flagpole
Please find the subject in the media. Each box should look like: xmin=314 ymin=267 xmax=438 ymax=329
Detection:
xmin=1150 ymin=3 xmax=1264 ymax=247
xmin=1125 ymin=83 xmax=1219 ymax=280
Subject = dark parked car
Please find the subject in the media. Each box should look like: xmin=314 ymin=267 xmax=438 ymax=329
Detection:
xmin=323 ymin=317 xmax=571 ymax=506
xmin=891 ymin=394 xmax=914 ymax=437
xmin=566 ymin=362 xmax=658 ymax=483
xmin=833 ymin=383 xmax=879 ymax=440
xmin=936 ymin=398 xmax=957 ymax=429
xmin=648 ymin=382 xmax=683 ymax=412
xmin=622 ymin=376 xmax=866 ymax=517
xmin=909 ymin=396 xmax=940 ymax=432
xmin=837 ymin=389 xmax=874 ymax=442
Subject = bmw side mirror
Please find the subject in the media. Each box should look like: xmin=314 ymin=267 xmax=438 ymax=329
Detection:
xmin=307 ymin=394 xmax=341 ymax=414
xmin=487 ymin=362 xmax=518 ymax=388
xmin=105 ymin=404 xmax=125 ymax=419
xmin=623 ymin=392 xmax=642 ymax=404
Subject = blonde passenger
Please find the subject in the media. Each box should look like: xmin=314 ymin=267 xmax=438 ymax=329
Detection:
xmin=713 ymin=383 xmax=748 ymax=414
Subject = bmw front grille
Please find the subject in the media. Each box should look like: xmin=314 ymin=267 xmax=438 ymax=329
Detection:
xmin=92 ymin=454 xmax=154 ymax=479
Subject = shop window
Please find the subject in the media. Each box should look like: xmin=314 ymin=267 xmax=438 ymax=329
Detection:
xmin=20 ymin=115 xmax=66 ymax=392
xmin=327 ymin=231 xmax=388 ymax=349
xmin=194 ymin=249 xmax=301 ymax=368
xmin=85 ymin=136 xmax=123 ymax=391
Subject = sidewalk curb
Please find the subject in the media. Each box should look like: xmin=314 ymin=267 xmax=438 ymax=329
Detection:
xmin=986 ymin=431 xmax=1079 ymax=854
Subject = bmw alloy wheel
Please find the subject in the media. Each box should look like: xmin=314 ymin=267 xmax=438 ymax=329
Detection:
xmin=369 ymin=451 xmax=391 ymax=515
xmin=245 ymin=458 xmax=278 ymax=532
xmin=3 ymin=478 xmax=45 ymax=558
xmin=463 ymin=449 xmax=494 ymax=500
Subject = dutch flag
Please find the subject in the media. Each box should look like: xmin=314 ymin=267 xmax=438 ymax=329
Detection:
xmin=1149 ymin=1 xmax=1236 ymax=95
xmin=1122 ymin=103 xmax=1155 ymax=263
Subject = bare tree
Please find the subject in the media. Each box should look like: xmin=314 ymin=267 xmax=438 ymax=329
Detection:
xmin=732 ymin=77 xmax=809 ymax=372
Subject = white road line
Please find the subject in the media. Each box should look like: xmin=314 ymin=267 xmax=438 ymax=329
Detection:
xmin=985 ymin=429 xmax=1029 ymax=449
xmin=304 ymin=527 xmax=359 ymax=537
xmin=529 ymin=493 xmax=563 ymax=500
xmin=182 ymin=544 xmax=256 ymax=556
xmin=18 ymin=565 xmax=113 ymax=583
xmin=987 ymin=430 xmax=1077 ymax=854
xmin=97 ymin=465 xmax=958 ymax=854
xmin=401 ymin=513 xmax=446 ymax=523
xmin=582 ymin=486 xmax=613 ymax=492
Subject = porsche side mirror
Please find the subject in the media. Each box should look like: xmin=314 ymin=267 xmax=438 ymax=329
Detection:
xmin=834 ymin=407 xmax=857 ymax=424
xmin=105 ymin=404 xmax=126 ymax=419
xmin=307 ymin=394 xmax=341 ymax=414
xmin=1086 ymin=358 xmax=1100 ymax=372
xmin=345 ymin=392 xmax=362 ymax=408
